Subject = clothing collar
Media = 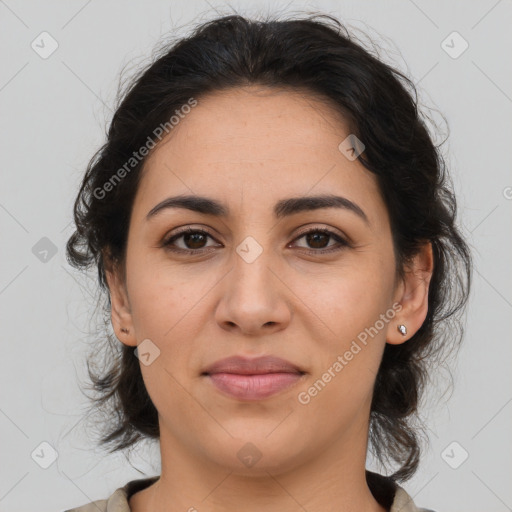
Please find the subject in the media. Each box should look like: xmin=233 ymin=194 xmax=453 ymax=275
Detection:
xmin=100 ymin=470 xmax=424 ymax=512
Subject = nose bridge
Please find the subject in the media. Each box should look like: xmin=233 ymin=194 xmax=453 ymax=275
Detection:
xmin=229 ymin=203 xmax=277 ymax=284
xmin=231 ymin=232 xmax=276 ymax=303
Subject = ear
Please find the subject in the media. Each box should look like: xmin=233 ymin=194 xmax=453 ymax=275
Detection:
xmin=388 ymin=241 xmax=434 ymax=345
xmin=103 ymin=251 xmax=137 ymax=347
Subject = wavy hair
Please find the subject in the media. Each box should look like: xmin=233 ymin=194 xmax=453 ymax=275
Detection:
xmin=66 ymin=11 xmax=472 ymax=482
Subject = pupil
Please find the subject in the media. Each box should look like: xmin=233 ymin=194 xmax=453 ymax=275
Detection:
xmin=185 ymin=232 xmax=206 ymax=249
xmin=307 ymin=232 xmax=328 ymax=249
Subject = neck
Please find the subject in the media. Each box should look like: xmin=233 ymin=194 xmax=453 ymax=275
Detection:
xmin=133 ymin=425 xmax=388 ymax=512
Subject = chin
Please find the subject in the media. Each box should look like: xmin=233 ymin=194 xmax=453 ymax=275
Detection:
xmin=198 ymin=425 xmax=312 ymax=476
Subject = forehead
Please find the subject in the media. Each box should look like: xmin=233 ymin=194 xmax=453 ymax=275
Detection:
xmin=134 ymin=86 xmax=386 ymax=226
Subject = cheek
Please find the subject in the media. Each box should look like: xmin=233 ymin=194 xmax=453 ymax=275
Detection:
xmin=303 ymin=261 xmax=394 ymax=345
xmin=125 ymin=262 xmax=202 ymax=414
xmin=296 ymin=255 xmax=395 ymax=407
xmin=127 ymin=265 xmax=175 ymax=336
xmin=126 ymin=254 xmax=203 ymax=336
xmin=125 ymin=257 xmax=217 ymax=379
xmin=295 ymin=272 xmax=391 ymax=432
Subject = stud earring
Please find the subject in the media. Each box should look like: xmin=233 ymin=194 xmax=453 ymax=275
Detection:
xmin=121 ymin=327 xmax=129 ymax=334
xmin=397 ymin=324 xmax=407 ymax=336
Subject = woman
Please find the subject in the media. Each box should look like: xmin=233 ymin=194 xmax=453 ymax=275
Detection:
xmin=64 ymin=11 xmax=471 ymax=512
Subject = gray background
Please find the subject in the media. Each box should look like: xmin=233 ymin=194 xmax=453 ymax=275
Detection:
xmin=1 ymin=1 xmax=511 ymax=511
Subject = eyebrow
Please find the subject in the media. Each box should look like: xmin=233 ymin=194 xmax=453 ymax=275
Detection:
xmin=146 ymin=194 xmax=369 ymax=225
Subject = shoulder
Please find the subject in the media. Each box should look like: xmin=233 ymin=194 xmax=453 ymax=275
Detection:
xmin=63 ymin=497 xmax=108 ymax=512
xmin=366 ymin=470 xmax=437 ymax=512
xmin=63 ymin=475 xmax=159 ymax=512
xmin=392 ymin=484 xmax=438 ymax=512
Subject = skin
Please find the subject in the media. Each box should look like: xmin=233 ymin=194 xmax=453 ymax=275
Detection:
xmin=105 ymin=85 xmax=433 ymax=512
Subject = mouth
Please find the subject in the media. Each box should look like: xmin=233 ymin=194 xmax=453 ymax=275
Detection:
xmin=201 ymin=355 xmax=306 ymax=401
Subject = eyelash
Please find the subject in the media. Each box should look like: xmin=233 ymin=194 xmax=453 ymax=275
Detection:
xmin=161 ymin=227 xmax=350 ymax=256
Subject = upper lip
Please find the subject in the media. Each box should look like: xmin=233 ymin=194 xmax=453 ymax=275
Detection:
xmin=202 ymin=355 xmax=304 ymax=375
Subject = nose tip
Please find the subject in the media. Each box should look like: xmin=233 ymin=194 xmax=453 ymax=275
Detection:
xmin=213 ymin=246 xmax=293 ymax=336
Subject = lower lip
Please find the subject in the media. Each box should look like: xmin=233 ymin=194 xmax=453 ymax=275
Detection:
xmin=206 ymin=372 xmax=303 ymax=400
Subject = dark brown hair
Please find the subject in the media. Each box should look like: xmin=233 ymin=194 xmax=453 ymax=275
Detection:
xmin=66 ymin=11 xmax=472 ymax=483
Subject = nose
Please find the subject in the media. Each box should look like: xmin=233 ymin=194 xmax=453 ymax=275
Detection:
xmin=214 ymin=249 xmax=292 ymax=337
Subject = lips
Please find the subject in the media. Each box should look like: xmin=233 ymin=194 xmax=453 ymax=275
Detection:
xmin=202 ymin=355 xmax=305 ymax=401
xmin=202 ymin=355 xmax=304 ymax=376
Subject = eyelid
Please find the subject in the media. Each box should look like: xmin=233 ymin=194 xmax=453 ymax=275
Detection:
xmin=293 ymin=223 xmax=348 ymax=241
xmin=162 ymin=226 xmax=219 ymax=246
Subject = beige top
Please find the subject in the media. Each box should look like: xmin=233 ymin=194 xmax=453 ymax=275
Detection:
xmin=64 ymin=470 xmax=436 ymax=512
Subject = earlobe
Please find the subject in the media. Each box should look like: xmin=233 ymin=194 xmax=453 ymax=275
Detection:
xmin=104 ymin=258 xmax=138 ymax=347
xmin=388 ymin=241 xmax=434 ymax=345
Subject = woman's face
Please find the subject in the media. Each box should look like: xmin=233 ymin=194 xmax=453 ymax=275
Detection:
xmin=108 ymin=86 xmax=415 ymax=474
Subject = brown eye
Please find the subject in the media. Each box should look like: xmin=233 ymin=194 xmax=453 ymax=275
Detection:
xmin=304 ymin=231 xmax=330 ymax=249
xmin=162 ymin=228 xmax=219 ymax=254
xmin=161 ymin=226 xmax=349 ymax=256
xmin=181 ymin=231 xmax=208 ymax=249
xmin=291 ymin=228 xmax=349 ymax=254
